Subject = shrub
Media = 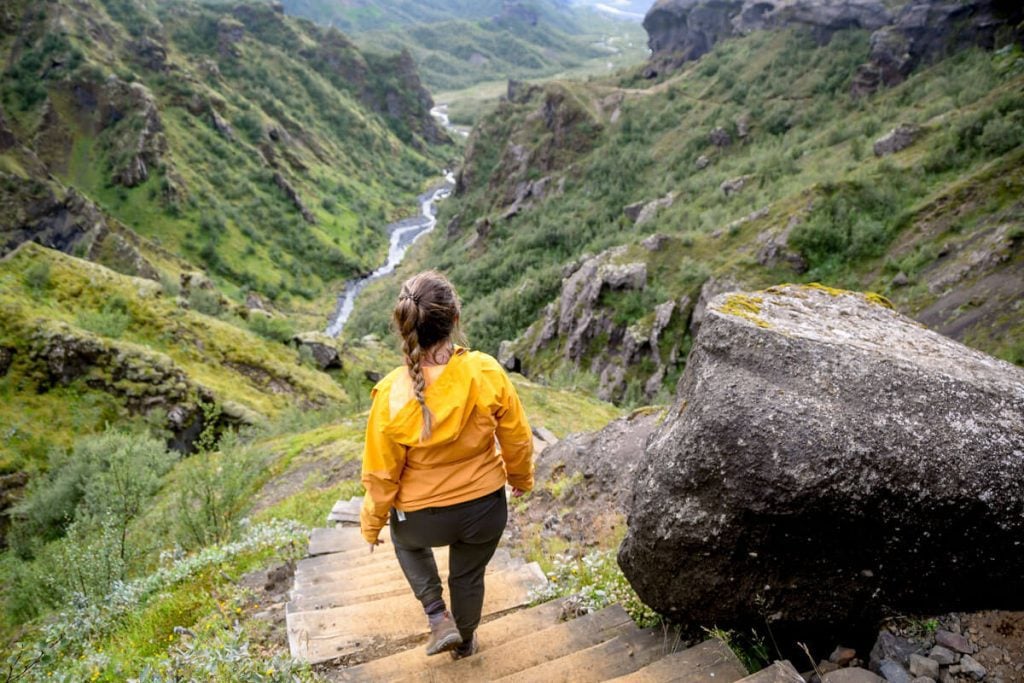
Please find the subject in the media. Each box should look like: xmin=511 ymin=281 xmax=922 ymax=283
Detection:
xmin=789 ymin=181 xmax=901 ymax=276
xmin=187 ymin=287 xmax=223 ymax=317
xmin=530 ymin=550 xmax=661 ymax=627
xmin=246 ymin=314 xmax=295 ymax=343
xmin=76 ymin=295 xmax=133 ymax=338
xmin=175 ymin=434 xmax=271 ymax=548
xmin=2 ymin=519 xmax=308 ymax=679
xmin=136 ymin=625 xmax=315 ymax=682
xmin=22 ymin=260 xmax=52 ymax=295
xmin=11 ymin=430 xmax=176 ymax=554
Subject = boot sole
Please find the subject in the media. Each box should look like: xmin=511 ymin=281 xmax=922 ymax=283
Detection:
xmin=425 ymin=632 xmax=462 ymax=656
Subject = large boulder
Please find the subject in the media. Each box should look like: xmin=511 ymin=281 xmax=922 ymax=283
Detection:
xmin=619 ymin=284 xmax=1024 ymax=633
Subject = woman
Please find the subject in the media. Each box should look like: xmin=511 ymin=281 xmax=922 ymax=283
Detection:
xmin=359 ymin=270 xmax=534 ymax=659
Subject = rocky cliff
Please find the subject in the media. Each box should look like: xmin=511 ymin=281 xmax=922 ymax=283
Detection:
xmin=643 ymin=0 xmax=1024 ymax=86
xmin=618 ymin=284 xmax=1024 ymax=632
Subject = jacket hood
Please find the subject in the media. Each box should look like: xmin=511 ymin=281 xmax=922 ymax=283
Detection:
xmin=373 ymin=346 xmax=480 ymax=448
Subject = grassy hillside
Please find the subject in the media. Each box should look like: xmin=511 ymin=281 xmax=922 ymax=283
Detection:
xmin=0 ymin=352 xmax=620 ymax=680
xmin=279 ymin=0 xmax=648 ymax=92
xmin=0 ymin=1 xmax=458 ymax=671
xmin=1 ymin=0 xmax=447 ymax=318
xmin=0 ymin=242 xmax=353 ymax=470
xmin=346 ymin=28 xmax=1024 ymax=402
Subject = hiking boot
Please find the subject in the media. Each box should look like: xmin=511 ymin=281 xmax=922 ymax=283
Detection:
xmin=425 ymin=612 xmax=462 ymax=656
xmin=450 ymin=632 xmax=478 ymax=660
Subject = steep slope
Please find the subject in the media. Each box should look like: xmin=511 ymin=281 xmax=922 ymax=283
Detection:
xmin=279 ymin=0 xmax=646 ymax=92
xmin=0 ymin=0 xmax=450 ymax=582
xmin=1 ymin=0 xmax=447 ymax=314
xmin=347 ymin=10 xmax=1024 ymax=403
xmin=0 ymin=242 xmax=349 ymax=471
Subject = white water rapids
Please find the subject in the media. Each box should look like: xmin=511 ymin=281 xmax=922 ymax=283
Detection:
xmin=324 ymin=171 xmax=456 ymax=337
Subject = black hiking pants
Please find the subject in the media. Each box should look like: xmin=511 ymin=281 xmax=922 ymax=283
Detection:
xmin=389 ymin=486 xmax=508 ymax=641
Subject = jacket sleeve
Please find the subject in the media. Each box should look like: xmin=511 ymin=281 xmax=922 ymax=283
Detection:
xmin=493 ymin=369 xmax=534 ymax=492
xmin=360 ymin=388 xmax=407 ymax=544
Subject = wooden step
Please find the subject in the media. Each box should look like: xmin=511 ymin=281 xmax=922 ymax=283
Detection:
xmin=393 ymin=604 xmax=634 ymax=683
xmin=604 ymin=638 xmax=749 ymax=683
xmin=328 ymin=497 xmax=362 ymax=524
xmin=287 ymin=561 xmax=546 ymax=664
xmin=294 ymin=548 xmax=515 ymax=588
xmin=308 ymin=526 xmax=386 ymax=556
xmin=295 ymin=547 xmax=423 ymax=582
xmin=337 ymin=598 xmax=570 ymax=682
xmin=734 ymin=661 xmax=803 ymax=683
xmin=297 ymin=542 xmax=516 ymax=579
xmin=294 ymin=547 xmax=473 ymax=590
xmin=296 ymin=539 xmax=400 ymax=573
xmin=287 ymin=557 xmax=523 ymax=613
xmin=494 ymin=627 xmax=676 ymax=682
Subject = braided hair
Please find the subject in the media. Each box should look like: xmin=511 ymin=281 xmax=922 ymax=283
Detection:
xmin=393 ymin=270 xmax=463 ymax=441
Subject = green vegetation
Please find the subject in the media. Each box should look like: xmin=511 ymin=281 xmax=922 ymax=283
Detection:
xmin=0 ymin=281 xmax=624 ymax=678
xmin=704 ymin=626 xmax=772 ymax=674
xmin=2 ymin=0 xmax=446 ymax=322
xmin=530 ymin=549 xmax=661 ymax=628
xmin=0 ymin=243 xmax=347 ymax=471
xmin=346 ymin=30 xmax=1024 ymax=401
xmin=280 ymin=0 xmax=647 ymax=93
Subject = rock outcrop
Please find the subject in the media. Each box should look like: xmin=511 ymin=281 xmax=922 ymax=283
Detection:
xmin=873 ymin=123 xmax=920 ymax=156
xmin=643 ymin=0 xmax=1023 ymax=84
xmin=732 ymin=0 xmax=891 ymax=40
xmin=529 ymin=410 xmax=662 ymax=544
xmin=852 ymin=1 xmax=1024 ymax=94
xmin=619 ymin=284 xmax=1024 ymax=633
xmin=272 ymin=171 xmax=316 ymax=224
xmin=458 ymin=83 xmax=600 ymax=206
xmin=291 ymin=332 xmax=343 ymax=370
xmin=0 ymin=176 xmax=162 ymax=278
xmin=26 ymin=321 xmax=247 ymax=452
xmin=516 ymin=246 xmax=689 ymax=402
xmin=644 ymin=0 xmax=742 ymax=72
xmin=102 ymin=78 xmax=166 ymax=188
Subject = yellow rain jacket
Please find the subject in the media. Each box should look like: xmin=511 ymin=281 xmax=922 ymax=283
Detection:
xmin=359 ymin=347 xmax=534 ymax=544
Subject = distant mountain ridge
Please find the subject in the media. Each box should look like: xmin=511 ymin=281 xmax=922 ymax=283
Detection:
xmin=278 ymin=0 xmax=647 ymax=91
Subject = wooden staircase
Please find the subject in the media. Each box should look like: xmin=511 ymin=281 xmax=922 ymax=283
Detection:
xmin=285 ymin=497 xmax=800 ymax=682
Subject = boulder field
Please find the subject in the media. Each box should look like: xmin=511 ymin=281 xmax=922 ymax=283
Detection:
xmin=618 ymin=284 xmax=1024 ymax=633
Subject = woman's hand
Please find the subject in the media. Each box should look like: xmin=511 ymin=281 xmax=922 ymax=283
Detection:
xmin=511 ymin=487 xmax=526 ymax=498
xmin=368 ymin=539 xmax=384 ymax=554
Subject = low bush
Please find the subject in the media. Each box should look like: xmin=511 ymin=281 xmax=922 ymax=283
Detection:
xmin=789 ymin=180 xmax=903 ymax=277
xmin=76 ymin=295 xmax=133 ymax=338
xmin=530 ymin=550 xmax=661 ymax=628
xmin=245 ymin=314 xmax=295 ymax=344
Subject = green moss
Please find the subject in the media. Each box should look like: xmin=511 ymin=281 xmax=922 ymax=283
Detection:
xmin=0 ymin=244 xmax=350 ymax=467
xmin=511 ymin=374 xmax=623 ymax=438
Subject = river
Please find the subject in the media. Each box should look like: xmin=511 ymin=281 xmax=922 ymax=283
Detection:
xmin=324 ymin=171 xmax=455 ymax=338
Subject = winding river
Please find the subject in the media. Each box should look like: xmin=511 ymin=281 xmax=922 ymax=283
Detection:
xmin=324 ymin=171 xmax=455 ymax=337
